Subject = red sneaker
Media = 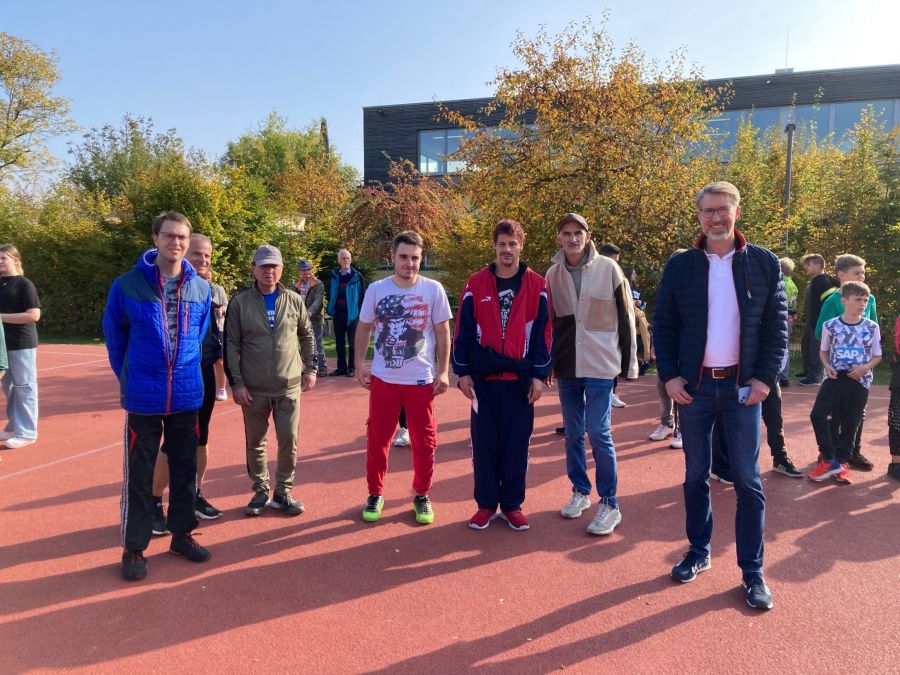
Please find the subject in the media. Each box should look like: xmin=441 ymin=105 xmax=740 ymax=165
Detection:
xmin=500 ymin=509 xmax=530 ymax=531
xmin=833 ymin=463 xmax=852 ymax=484
xmin=808 ymin=460 xmax=841 ymax=482
xmin=468 ymin=507 xmax=497 ymax=530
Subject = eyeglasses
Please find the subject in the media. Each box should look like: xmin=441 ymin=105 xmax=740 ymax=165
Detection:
xmin=699 ymin=207 xmax=733 ymax=219
xmin=159 ymin=232 xmax=189 ymax=243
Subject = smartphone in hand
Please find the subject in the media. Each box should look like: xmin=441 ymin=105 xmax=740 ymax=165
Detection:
xmin=737 ymin=385 xmax=752 ymax=405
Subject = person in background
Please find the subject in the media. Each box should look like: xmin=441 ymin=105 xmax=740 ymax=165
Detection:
xmin=779 ymin=257 xmax=798 ymax=387
xmin=0 ymin=321 xmax=7 ymax=460
xmin=328 ymin=249 xmax=364 ymax=377
xmin=0 ymin=244 xmax=41 ymax=449
xmin=797 ymin=254 xmax=837 ymax=385
xmin=647 ymin=248 xmax=688 ymax=446
xmin=295 ymin=259 xmax=328 ymax=377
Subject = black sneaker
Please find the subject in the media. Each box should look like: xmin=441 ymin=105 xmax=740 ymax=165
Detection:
xmin=555 ymin=427 xmax=565 ymax=436
xmin=773 ymin=456 xmax=803 ymax=478
xmin=195 ymin=492 xmax=223 ymax=520
xmin=347 ymin=367 xmax=356 ymax=377
xmin=269 ymin=491 xmax=305 ymax=516
xmin=671 ymin=551 xmax=711 ymax=583
xmin=710 ymin=469 xmax=734 ymax=485
xmin=779 ymin=379 xmax=790 ymax=388
xmin=329 ymin=368 xmax=347 ymax=376
xmin=888 ymin=463 xmax=900 ymax=482
xmin=742 ymin=572 xmax=773 ymax=610
xmin=151 ymin=502 xmax=169 ymax=535
xmin=169 ymin=533 xmax=211 ymax=562
xmin=246 ymin=490 xmax=269 ymax=516
xmin=121 ymin=549 xmax=148 ymax=581
xmin=797 ymin=378 xmax=820 ymax=387
xmin=848 ymin=452 xmax=874 ymax=471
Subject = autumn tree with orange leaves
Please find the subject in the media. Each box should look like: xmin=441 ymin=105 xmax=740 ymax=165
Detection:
xmin=439 ymin=19 xmax=724 ymax=278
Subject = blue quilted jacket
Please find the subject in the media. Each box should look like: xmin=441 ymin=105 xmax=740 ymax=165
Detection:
xmin=654 ymin=231 xmax=787 ymax=390
xmin=103 ymin=249 xmax=211 ymax=415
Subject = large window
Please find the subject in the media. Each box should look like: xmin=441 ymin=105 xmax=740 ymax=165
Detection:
xmin=418 ymin=128 xmax=471 ymax=174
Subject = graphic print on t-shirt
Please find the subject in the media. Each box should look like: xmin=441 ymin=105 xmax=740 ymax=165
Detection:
xmin=374 ymin=293 xmax=428 ymax=368
xmin=163 ymin=276 xmax=179 ymax=347
xmin=498 ymin=288 xmax=515 ymax=337
xmin=822 ymin=317 xmax=882 ymax=389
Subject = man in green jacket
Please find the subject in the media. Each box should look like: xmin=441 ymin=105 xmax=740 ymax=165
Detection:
xmin=225 ymin=245 xmax=317 ymax=517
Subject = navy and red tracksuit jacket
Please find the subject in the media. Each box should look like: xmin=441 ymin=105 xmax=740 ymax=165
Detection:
xmin=452 ymin=262 xmax=552 ymax=383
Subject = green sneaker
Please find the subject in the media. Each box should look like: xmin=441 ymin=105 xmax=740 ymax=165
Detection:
xmin=362 ymin=495 xmax=384 ymax=522
xmin=413 ymin=495 xmax=434 ymax=524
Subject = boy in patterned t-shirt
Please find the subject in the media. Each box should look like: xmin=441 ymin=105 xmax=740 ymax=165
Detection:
xmin=808 ymin=281 xmax=882 ymax=484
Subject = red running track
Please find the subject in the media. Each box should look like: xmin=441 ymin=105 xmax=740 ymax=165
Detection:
xmin=0 ymin=345 xmax=897 ymax=673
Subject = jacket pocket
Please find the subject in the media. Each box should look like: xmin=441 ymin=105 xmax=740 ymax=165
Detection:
xmin=585 ymin=297 xmax=617 ymax=332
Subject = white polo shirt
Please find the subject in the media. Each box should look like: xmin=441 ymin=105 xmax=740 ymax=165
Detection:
xmin=703 ymin=248 xmax=740 ymax=367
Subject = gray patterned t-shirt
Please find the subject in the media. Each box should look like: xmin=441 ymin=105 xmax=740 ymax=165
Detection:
xmin=820 ymin=316 xmax=882 ymax=389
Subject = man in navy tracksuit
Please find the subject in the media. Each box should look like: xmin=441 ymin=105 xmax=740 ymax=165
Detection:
xmin=654 ymin=182 xmax=786 ymax=611
xmin=452 ymin=219 xmax=552 ymax=531
xmin=104 ymin=211 xmax=212 ymax=581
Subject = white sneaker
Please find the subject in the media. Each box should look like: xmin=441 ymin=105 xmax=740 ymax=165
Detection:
xmin=4 ymin=437 xmax=36 ymax=449
xmin=587 ymin=502 xmax=622 ymax=535
xmin=670 ymin=432 xmax=683 ymax=449
xmin=0 ymin=431 xmax=14 ymax=441
xmin=648 ymin=424 xmax=674 ymax=441
xmin=215 ymin=387 xmax=228 ymax=401
xmin=392 ymin=427 xmax=411 ymax=446
xmin=611 ymin=394 xmax=626 ymax=408
xmin=561 ymin=491 xmax=591 ymax=518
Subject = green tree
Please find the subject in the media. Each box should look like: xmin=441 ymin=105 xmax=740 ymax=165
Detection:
xmin=0 ymin=32 xmax=75 ymax=179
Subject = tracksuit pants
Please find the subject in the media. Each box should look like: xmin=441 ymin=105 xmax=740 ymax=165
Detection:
xmin=471 ymin=379 xmax=533 ymax=513
xmin=810 ymin=374 xmax=868 ymax=463
xmin=122 ymin=411 xmax=199 ymax=552
xmin=366 ymin=376 xmax=436 ymax=496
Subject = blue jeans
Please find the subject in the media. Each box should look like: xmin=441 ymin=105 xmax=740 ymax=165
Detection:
xmin=678 ymin=375 xmax=764 ymax=573
xmin=558 ymin=377 xmax=618 ymax=508
xmin=3 ymin=348 xmax=39 ymax=439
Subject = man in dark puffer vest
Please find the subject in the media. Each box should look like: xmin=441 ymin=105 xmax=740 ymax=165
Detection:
xmin=654 ymin=181 xmax=786 ymax=611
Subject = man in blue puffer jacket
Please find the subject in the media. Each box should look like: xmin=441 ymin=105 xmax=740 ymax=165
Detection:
xmin=103 ymin=211 xmax=212 ymax=581
xmin=654 ymin=181 xmax=787 ymax=611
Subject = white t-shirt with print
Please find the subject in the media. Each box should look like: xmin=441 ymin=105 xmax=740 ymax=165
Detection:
xmin=359 ymin=276 xmax=452 ymax=385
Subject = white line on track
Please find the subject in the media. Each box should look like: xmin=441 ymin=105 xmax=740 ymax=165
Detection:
xmin=0 ymin=407 xmax=242 ymax=481
xmin=38 ymin=358 xmax=108 ymax=372
xmin=40 ymin=350 xmax=104 ymax=356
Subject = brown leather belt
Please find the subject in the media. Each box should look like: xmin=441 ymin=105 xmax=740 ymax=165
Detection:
xmin=702 ymin=365 xmax=737 ymax=379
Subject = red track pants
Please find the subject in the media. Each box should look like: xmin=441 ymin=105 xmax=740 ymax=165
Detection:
xmin=366 ymin=376 xmax=437 ymax=496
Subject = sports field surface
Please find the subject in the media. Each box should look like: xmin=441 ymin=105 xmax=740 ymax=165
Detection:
xmin=1 ymin=344 xmax=897 ymax=673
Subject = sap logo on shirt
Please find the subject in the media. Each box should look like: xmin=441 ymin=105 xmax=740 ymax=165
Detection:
xmin=835 ymin=346 xmax=865 ymax=361
xmin=480 ymin=295 xmax=493 ymax=303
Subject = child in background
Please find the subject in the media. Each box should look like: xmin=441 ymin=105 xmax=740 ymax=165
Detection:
xmin=779 ymin=257 xmax=798 ymax=387
xmin=808 ymin=281 xmax=882 ymax=484
xmin=811 ymin=254 xmax=879 ymax=470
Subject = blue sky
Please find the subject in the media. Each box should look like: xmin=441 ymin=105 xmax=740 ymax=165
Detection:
xmin=5 ymin=0 xmax=898 ymax=175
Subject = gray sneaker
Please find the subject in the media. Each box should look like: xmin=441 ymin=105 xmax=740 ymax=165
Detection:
xmin=561 ymin=491 xmax=591 ymax=518
xmin=586 ymin=502 xmax=622 ymax=535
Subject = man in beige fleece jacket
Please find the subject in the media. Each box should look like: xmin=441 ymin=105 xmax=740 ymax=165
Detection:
xmin=546 ymin=213 xmax=637 ymax=535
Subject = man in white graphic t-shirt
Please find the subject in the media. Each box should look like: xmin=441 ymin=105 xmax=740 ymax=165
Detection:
xmin=354 ymin=230 xmax=452 ymax=525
